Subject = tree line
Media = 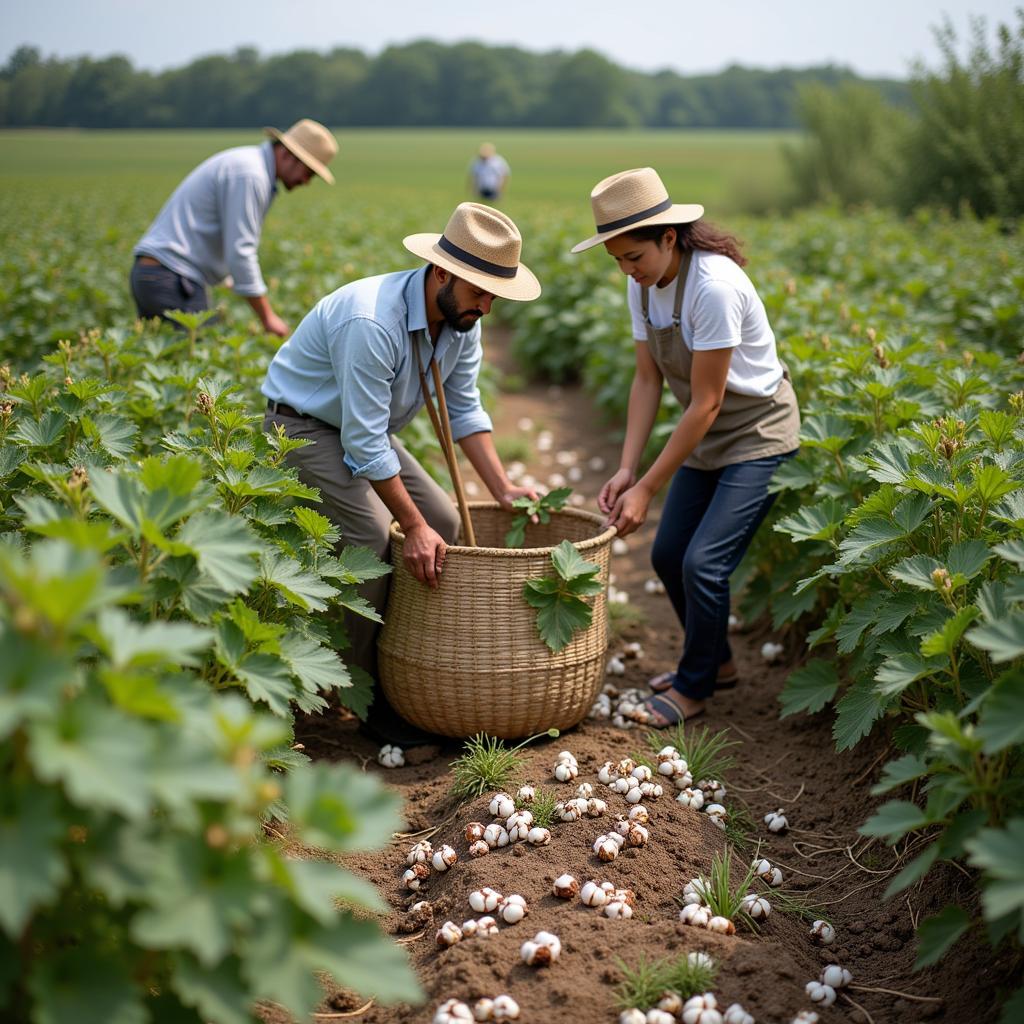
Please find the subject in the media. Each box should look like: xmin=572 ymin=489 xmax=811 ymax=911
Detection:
xmin=0 ymin=40 xmax=908 ymax=129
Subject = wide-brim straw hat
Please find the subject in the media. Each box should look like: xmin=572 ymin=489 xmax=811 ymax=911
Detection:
xmin=404 ymin=203 xmax=541 ymax=302
xmin=571 ymin=167 xmax=704 ymax=253
xmin=264 ymin=118 xmax=338 ymax=185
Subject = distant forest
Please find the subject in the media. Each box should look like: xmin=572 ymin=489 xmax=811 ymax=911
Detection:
xmin=0 ymin=41 xmax=909 ymax=129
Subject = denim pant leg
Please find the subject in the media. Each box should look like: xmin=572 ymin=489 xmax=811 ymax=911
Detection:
xmin=672 ymin=454 xmax=790 ymax=701
xmin=130 ymin=260 xmax=209 ymax=321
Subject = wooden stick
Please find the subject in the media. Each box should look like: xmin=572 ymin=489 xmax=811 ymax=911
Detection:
xmin=430 ymin=358 xmax=476 ymax=547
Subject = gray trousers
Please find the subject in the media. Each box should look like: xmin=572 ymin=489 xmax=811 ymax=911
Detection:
xmin=263 ymin=408 xmax=459 ymax=682
xmin=130 ymin=257 xmax=210 ymax=321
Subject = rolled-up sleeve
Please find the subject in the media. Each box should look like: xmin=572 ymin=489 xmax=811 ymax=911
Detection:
xmin=444 ymin=332 xmax=493 ymax=441
xmin=329 ymin=317 xmax=402 ymax=480
xmin=221 ymin=173 xmax=269 ymax=297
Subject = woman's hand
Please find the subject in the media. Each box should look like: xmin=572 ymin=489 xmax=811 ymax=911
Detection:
xmin=598 ymin=468 xmax=636 ymax=515
xmin=605 ymin=483 xmax=652 ymax=537
xmin=498 ymin=484 xmax=539 ymax=511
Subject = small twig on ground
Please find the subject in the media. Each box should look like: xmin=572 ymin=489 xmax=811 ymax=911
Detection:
xmin=841 ymin=991 xmax=877 ymax=1024
xmin=731 ymin=780 xmax=806 ymax=805
xmin=906 ymin=894 xmax=920 ymax=930
xmin=396 ymin=929 xmax=426 ymax=944
xmin=312 ymin=999 xmax=375 ymax=1018
xmin=850 ymin=745 xmax=892 ymax=787
xmin=263 ymin=824 xmax=289 ymax=843
xmin=850 ymin=985 xmax=942 ymax=1004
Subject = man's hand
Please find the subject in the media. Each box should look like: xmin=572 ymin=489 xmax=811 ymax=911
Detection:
xmin=262 ymin=311 xmax=289 ymax=338
xmin=498 ymin=484 xmax=539 ymax=511
xmin=403 ymin=522 xmax=447 ymax=588
xmin=605 ymin=482 xmax=652 ymax=537
xmin=598 ymin=468 xmax=637 ymax=515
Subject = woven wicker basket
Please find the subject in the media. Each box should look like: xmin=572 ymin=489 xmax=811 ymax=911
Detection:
xmin=377 ymin=502 xmax=616 ymax=739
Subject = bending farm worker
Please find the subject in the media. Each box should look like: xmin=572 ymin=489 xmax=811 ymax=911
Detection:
xmin=131 ymin=118 xmax=337 ymax=336
xmin=572 ymin=167 xmax=801 ymax=728
xmin=261 ymin=202 xmax=541 ymax=745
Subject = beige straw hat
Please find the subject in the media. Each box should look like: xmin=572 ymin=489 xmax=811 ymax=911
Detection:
xmin=264 ymin=119 xmax=338 ymax=185
xmin=571 ymin=167 xmax=704 ymax=253
xmin=404 ymin=203 xmax=541 ymax=302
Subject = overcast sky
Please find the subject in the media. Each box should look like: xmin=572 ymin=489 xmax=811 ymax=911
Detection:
xmin=1 ymin=1 xmax=1018 ymax=77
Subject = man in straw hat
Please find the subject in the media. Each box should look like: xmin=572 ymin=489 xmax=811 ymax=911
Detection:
xmin=131 ymin=118 xmax=338 ymax=336
xmin=468 ymin=142 xmax=510 ymax=201
xmin=262 ymin=202 xmax=541 ymax=743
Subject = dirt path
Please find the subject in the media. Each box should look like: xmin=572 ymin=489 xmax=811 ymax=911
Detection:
xmin=283 ymin=329 xmax=1017 ymax=1024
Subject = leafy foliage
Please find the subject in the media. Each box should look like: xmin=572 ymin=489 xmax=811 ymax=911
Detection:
xmin=523 ymin=539 xmax=604 ymax=652
xmin=505 ymin=486 xmax=571 ymax=547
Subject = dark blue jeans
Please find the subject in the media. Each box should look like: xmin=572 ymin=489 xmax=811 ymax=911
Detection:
xmin=130 ymin=258 xmax=209 ymax=322
xmin=650 ymin=451 xmax=795 ymax=701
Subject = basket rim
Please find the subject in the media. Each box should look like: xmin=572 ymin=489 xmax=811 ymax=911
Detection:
xmin=389 ymin=501 xmax=617 ymax=556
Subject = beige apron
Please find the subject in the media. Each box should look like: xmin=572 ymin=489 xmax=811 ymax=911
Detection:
xmin=641 ymin=251 xmax=801 ymax=471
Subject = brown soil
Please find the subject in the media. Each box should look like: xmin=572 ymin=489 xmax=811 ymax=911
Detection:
xmin=264 ymin=330 xmax=1022 ymax=1024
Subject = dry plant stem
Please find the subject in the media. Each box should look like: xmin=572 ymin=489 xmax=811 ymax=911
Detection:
xmin=841 ymin=992 xmax=877 ymax=1024
xmin=730 ymin=781 xmax=806 ymax=804
xmin=850 ymin=746 xmax=892 ymax=787
xmin=311 ymin=999 xmax=375 ymax=1019
xmin=850 ymin=985 xmax=942 ymax=1004
xmin=396 ymin=930 xmax=427 ymax=944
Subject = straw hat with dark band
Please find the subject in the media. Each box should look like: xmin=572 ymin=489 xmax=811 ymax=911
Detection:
xmin=264 ymin=119 xmax=338 ymax=185
xmin=571 ymin=167 xmax=704 ymax=253
xmin=404 ymin=203 xmax=541 ymax=302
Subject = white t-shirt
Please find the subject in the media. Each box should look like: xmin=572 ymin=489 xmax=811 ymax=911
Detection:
xmin=470 ymin=155 xmax=509 ymax=193
xmin=627 ymin=250 xmax=783 ymax=397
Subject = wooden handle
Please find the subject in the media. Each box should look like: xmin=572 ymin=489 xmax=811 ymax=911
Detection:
xmin=430 ymin=359 xmax=476 ymax=547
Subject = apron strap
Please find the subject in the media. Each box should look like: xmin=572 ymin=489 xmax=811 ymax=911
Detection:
xmin=640 ymin=249 xmax=693 ymax=329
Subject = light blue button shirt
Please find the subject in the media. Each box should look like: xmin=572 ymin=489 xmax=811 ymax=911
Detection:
xmin=134 ymin=142 xmax=277 ymax=296
xmin=262 ymin=267 xmax=493 ymax=480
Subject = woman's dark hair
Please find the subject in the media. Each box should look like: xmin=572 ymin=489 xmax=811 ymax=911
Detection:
xmin=624 ymin=220 xmax=747 ymax=267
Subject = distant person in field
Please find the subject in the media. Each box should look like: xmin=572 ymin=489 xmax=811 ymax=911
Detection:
xmin=130 ymin=119 xmax=338 ymax=337
xmin=468 ymin=142 xmax=510 ymax=201
xmin=262 ymin=202 xmax=541 ymax=745
xmin=572 ymin=167 xmax=801 ymax=728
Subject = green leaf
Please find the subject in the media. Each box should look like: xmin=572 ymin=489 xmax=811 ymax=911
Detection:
xmin=504 ymin=518 xmax=527 ymax=548
xmin=533 ymin=590 xmax=592 ymax=652
xmin=0 ymin=786 xmax=68 ymax=938
xmin=871 ymin=591 xmax=921 ymax=635
xmin=271 ymin=855 xmax=386 ymax=923
xmin=774 ymin=497 xmax=847 ymax=542
xmin=833 ymin=677 xmax=889 ymax=751
xmin=977 ymin=670 xmax=1024 ymax=754
xmin=95 ymin=608 xmax=213 ymax=669
xmin=327 ymin=545 xmax=391 ymax=584
xmin=260 ymin=550 xmax=338 ymax=612
xmin=914 ymin=906 xmax=971 ymax=970
xmin=973 ymin=464 xmax=1020 ymax=505
xmin=966 ymin=820 xmax=1024 ymax=920
xmin=968 ymin=611 xmax=1024 ymax=663
xmin=12 ymin=410 xmax=66 ymax=450
xmin=920 ymin=606 xmax=978 ymax=658
xmin=279 ymin=632 xmax=349 ymax=696
xmin=341 ymin=666 xmax=375 ymax=720
xmin=859 ymin=800 xmax=931 ymax=844
xmin=90 ymin=457 xmax=210 ymax=536
xmin=889 ymin=554 xmax=944 ymax=590
xmin=171 ymin=955 xmax=253 ymax=1024
xmin=998 ymin=987 xmax=1024 ymax=1024
xmin=860 ymin=440 xmax=914 ymax=484
xmin=875 ymin=652 xmax=947 ymax=697
xmin=551 ymin=539 xmax=600 ymax=582
xmin=946 ymin=539 xmax=991 ymax=581
xmin=836 ymin=596 xmax=884 ymax=654
xmin=871 ymin=753 xmax=929 ymax=795
xmin=28 ymin=949 xmax=147 ymax=1024
xmin=778 ymin=659 xmax=840 ymax=717
xmin=335 ymin=590 xmax=383 ymax=624
xmin=82 ymin=413 xmax=138 ymax=460
xmin=884 ymin=843 xmax=939 ymax=899
xmin=993 ymin=538 xmax=1024 ymax=568
xmin=838 ymin=517 xmax=904 ymax=564
xmin=176 ymin=512 xmax=260 ymax=594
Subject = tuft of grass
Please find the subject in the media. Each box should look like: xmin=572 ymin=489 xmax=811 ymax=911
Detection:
xmin=449 ymin=729 xmax=559 ymax=801
xmin=523 ymin=787 xmax=558 ymax=828
xmin=723 ymin=802 xmax=758 ymax=851
xmin=495 ymin=434 xmax=532 ymax=463
xmin=647 ymin=723 xmax=739 ymax=783
xmin=614 ymin=953 xmax=717 ymax=1011
xmin=762 ymin=885 xmax=830 ymax=924
xmin=608 ymin=601 xmax=646 ymax=642
xmin=697 ymin=850 xmax=759 ymax=930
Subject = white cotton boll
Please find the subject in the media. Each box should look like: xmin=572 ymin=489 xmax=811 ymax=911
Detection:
xmin=789 ymin=1014 xmax=819 ymax=1024
xmin=570 ymin=493 xmax=586 ymax=507
xmin=624 ymin=641 xmax=644 ymax=659
xmin=820 ymin=965 xmax=853 ymax=989
xmin=656 ymin=745 xmax=680 ymax=762
xmin=753 ymin=858 xmax=783 ymax=887
xmin=741 ymin=894 xmax=771 ymax=920
xmin=588 ymin=455 xmax=606 ymax=472
xmin=580 ymin=880 xmax=608 ymax=907
xmin=625 ymin=823 xmax=649 ymax=847
xmin=406 ymin=840 xmax=433 ymax=865
xmin=520 ymin=474 xmax=537 ymax=489
xmin=805 ymin=982 xmax=837 ymax=1008
xmin=612 ymin=589 xmax=630 ymax=604
xmin=435 ymin=921 xmax=463 ymax=947
xmin=517 ymin=784 xmax=536 ymax=803
xmin=377 ymin=744 xmax=405 ymax=768
xmin=723 ymin=1005 xmax=755 ymax=1024
xmin=607 ymin=655 xmax=626 ymax=676
xmin=547 ymin=472 xmax=567 ymax=488
xmin=681 ymin=891 xmax=705 ymax=907
xmin=697 ymin=779 xmax=727 ymax=802
xmin=594 ymin=836 xmax=619 ymax=861
xmin=625 ymin=787 xmax=645 ymax=805
xmin=464 ymin=480 xmax=480 ymax=498
xmin=760 ymin=641 xmax=784 ymax=662
xmin=498 ymin=894 xmax=528 ymax=924
xmin=491 ymin=995 xmax=520 ymax=1021
xmin=681 ymin=993 xmax=722 ymax=1024
xmin=434 ymin=999 xmax=474 ymax=1024
xmin=619 ymin=1011 xmax=646 ymax=1024
xmin=483 ymin=823 xmax=509 ymax=848
xmin=598 ymin=762 xmax=617 ymax=785
xmin=639 ymin=781 xmax=663 ymax=800
xmin=611 ymin=714 xmax=634 ymax=729
xmin=764 ymin=808 xmax=789 ymax=833
xmin=472 ymin=997 xmax=493 ymax=1022
xmin=576 ymin=782 xmax=594 ymax=799
xmin=604 ymin=899 xmax=633 ymax=919
xmin=402 ymin=864 xmax=430 ymax=890
xmin=677 ymin=787 xmax=706 ymax=810
xmin=587 ymin=797 xmax=608 ymax=817
xmin=644 ymin=577 xmax=666 ymax=594
xmin=489 ymin=793 xmax=515 ymax=818
xmin=553 ymin=761 xmax=579 ymax=782
xmin=507 ymin=810 xmax=534 ymax=829
xmin=555 ymin=449 xmax=577 ymax=466
xmin=810 ymin=919 xmax=836 ymax=945
xmin=612 ymin=538 xmax=629 ymax=556
xmin=707 ymin=915 xmax=736 ymax=935
xmin=658 ymin=993 xmax=684 ymax=1015
xmin=705 ymin=803 xmax=728 ymax=830
xmin=431 ymin=845 xmax=458 ymax=871
xmin=555 ymin=801 xmax=580 ymax=823
xmin=728 ymin=613 xmax=742 ymax=632
xmin=536 ymin=432 xmax=553 ymax=452
xmin=678 ymin=904 xmax=712 ymax=928
xmin=628 ymin=805 xmax=649 ymax=823
xmin=646 ymin=1010 xmax=675 ymax=1024
xmin=469 ymin=840 xmax=489 ymax=858
xmin=687 ymin=951 xmax=715 ymax=970
xmin=507 ymin=461 xmax=525 ymax=481
xmin=552 ymin=874 xmax=580 ymax=899
xmin=469 ymin=887 xmax=503 ymax=914
xmin=516 ymin=417 xmax=534 ymax=432
xmin=527 ymin=826 xmax=552 ymax=846
xmin=567 ymin=465 xmax=584 ymax=483
xmin=461 ymin=919 xmax=480 ymax=937
xmin=476 ymin=916 xmax=499 ymax=937
xmin=630 ymin=764 xmax=653 ymax=782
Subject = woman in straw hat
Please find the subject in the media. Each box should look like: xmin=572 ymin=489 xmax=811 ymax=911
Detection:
xmin=572 ymin=167 xmax=801 ymax=727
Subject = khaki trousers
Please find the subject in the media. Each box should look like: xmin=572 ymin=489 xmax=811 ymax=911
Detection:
xmin=264 ymin=409 xmax=459 ymax=681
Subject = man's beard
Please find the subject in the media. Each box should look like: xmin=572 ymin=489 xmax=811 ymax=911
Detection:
xmin=437 ymin=278 xmax=482 ymax=333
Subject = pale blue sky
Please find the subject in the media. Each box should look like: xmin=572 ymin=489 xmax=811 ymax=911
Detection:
xmin=1 ymin=0 xmax=1018 ymax=77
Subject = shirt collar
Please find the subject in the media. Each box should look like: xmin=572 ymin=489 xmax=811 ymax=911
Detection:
xmin=404 ymin=265 xmax=430 ymax=335
xmin=261 ymin=141 xmax=278 ymax=198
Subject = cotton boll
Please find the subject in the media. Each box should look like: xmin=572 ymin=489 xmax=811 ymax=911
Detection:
xmin=761 ymin=641 xmax=784 ymax=662
xmin=764 ymin=808 xmax=789 ymax=832
xmin=516 ymin=417 xmax=534 ymax=432
xmin=547 ymin=472 xmax=567 ymax=488
xmin=619 ymin=1011 xmax=646 ymax=1024
xmin=646 ymin=1010 xmax=675 ymax=1024
xmin=435 ymin=921 xmax=463 ymax=947
xmin=472 ymin=997 xmax=493 ymax=1022
xmin=580 ymin=880 xmax=608 ymax=907
xmin=687 ymin=951 xmax=714 ymax=970
xmin=644 ymin=577 xmax=666 ymax=594
xmin=527 ymin=826 xmax=552 ymax=845
xmin=820 ymin=964 xmax=853 ymax=989
xmin=810 ymin=919 xmax=836 ymax=945
xmin=433 ymin=999 xmax=474 ymax=1024
xmin=431 ymin=845 xmax=458 ymax=871
xmin=567 ymin=465 xmax=584 ymax=483
xmin=406 ymin=840 xmax=433 ymax=865
xmin=707 ymin=915 xmax=736 ymax=935
xmin=402 ymin=864 xmax=430 ymax=890
xmin=552 ymin=874 xmax=579 ymax=899
xmin=722 ymin=1005 xmax=754 ymax=1024
xmin=488 ymin=793 xmax=515 ymax=818
xmin=570 ymin=493 xmax=586 ymax=507
xmin=516 ymin=784 xmax=536 ymax=803
xmin=677 ymin=787 xmax=706 ymax=810
xmin=607 ymin=655 xmax=626 ymax=676
xmin=377 ymin=743 xmax=405 ymax=768
xmin=805 ymin=982 xmax=836 ymax=1008
xmin=468 ymin=840 xmax=489 ymax=858
xmin=612 ymin=538 xmax=629 ymax=556
xmin=491 ymin=995 xmax=520 ymax=1021
xmin=678 ymin=903 xmax=711 ymax=928
xmin=588 ymin=455 xmax=606 ymax=472
xmin=741 ymin=894 xmax=772 ymax=920
xmin=681 ymin=993 xmax=722 ymax=1024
